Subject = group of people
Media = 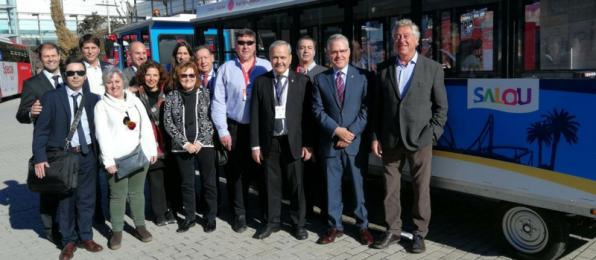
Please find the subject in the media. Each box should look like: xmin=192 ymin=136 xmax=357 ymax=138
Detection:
xmin=16 ymin=18 xmax=448 ymax=260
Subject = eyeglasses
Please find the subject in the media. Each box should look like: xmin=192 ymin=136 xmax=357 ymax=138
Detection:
xmin=237 ymin=40 xmax=255 ymax=46
xmin=179 ymin=73 xmax=196 ymax=79
xmin=65 ymin=70 xmax=86 ymax=77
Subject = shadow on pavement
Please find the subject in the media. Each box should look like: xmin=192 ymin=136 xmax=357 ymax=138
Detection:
xmin=0 ymin=180 xmax=45 ymax=238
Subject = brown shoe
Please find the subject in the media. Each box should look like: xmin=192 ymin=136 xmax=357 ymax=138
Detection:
xmin=135 ymin=226 xmax=153 ymax=242
xmin=317 ymin=228 xmax=344 ymax=244
xmin=59 ymin=243 xmax=76 ymax=260
xmin=78 ymin=240 xmax=103 ymax=252
xmin=109 ymin=231 xmax=122 ymax=250
xmin=359 ymin=229 xmax=374 ymax=245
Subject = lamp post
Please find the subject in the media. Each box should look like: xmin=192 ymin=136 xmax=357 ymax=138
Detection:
xmin=31 ymin=13 xmax=41 ymax=44
xmin=97 ymin=0 xmax=117 ymax=34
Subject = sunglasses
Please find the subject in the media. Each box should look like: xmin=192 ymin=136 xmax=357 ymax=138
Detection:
xmin=237 ymin=40 xmax=255 ymax=46
xmin=179 ymin=73 xmax=196 ymax=79
xmin=65 ymin=70 xmax=86 ymax=77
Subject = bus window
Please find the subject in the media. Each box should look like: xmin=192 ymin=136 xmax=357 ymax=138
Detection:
xmin=420 ymin=15 xmax=434 ymax=60
xmin=458 ymin=8 xmax=494 ymax=72
xmin=439 ymin=11 xmax=457 ymax=71
xmin=157 ymin=35 xmax=194 ymax=68
xmin=523 ymin=0 xmax=596 ymax=71
xmin=358 ymin=21 xmax=384 ymax=73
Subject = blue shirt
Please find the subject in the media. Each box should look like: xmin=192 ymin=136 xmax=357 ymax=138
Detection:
xmin=65 ymin=86 xmax=92 ymax=147
xmin=211 ymin=57 xmax=272 ymax=137
xmin=396 ymin=52 xmax=418 ymax=97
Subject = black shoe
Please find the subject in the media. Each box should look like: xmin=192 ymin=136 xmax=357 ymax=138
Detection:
xmin=154 ymin=216 xmax=167 ymax=227
xmin=410 ymin=234 xmax=426 ymax=253
xmin=203 ymin=219 xmax=216 ymax=233
xmin=253 ymin=225 xmax=281 ymax=239
xmin=176 ymin=219 xmax=196 ymax=233
xmin=372 ymin=232 xmax=400 ymax=249
xmin=165 ymin=210 xmax=177 ymax=224
xmin=293 ymin=227 xmax=308 ymax=240
xmin=232 ymin=215 xmax=247 ymax=233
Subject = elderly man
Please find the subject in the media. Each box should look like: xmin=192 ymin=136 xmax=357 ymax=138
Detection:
xmin=33 ymin=57 xmax=103 ymax=260
xmin=250 ymin=40 xmax=313 ymax=240
xmin=123 ymin=41 xmax=148 ymax=87
xmin=371 ymin=19 xmax=448 ymax=253
xmin=312 ymin=34 xmax=373 ymax=246
xmin=212 ymin=28 xmax=272 ymax=233
xmin=295 ymin=35 xmax=327 ymax=81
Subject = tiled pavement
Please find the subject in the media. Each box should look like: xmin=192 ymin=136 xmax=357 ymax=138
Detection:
xmin=0 ymin=98 xmax=594 ymax=259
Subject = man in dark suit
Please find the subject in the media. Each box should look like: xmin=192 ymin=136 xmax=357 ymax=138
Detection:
xmin=123 ymin=41 xmax=148 ymax=89
xmin=33 ymin=57 xmax=103 ymax=260
xmin=312 ymin=34 xmax=373 ymax=246
xmin=371 ymin=19 xmax=448 ymax=253
xmin=250 ymin=40 xmax=313 ymax=240
xmin=15 ymin=42 xmax=63 ymax=243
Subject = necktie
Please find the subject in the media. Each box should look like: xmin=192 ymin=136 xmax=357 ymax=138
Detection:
xmin=274 ymin=75 xmax=284 ymax=134
xmin=71 ymin=93 xmax=89 ymax=154
xmin=202 ymin=74 xmax=209 ymax=89
xmin=335 ymin=71 xmax=345 ymax=107
xmin=52 ymin=75 xmax=60 ymax=88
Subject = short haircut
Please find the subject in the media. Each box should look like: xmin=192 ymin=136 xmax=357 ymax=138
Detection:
xmin=235 ymin=28 xmax=256 ymax=39
xmin=194 ymin=45 xmax=213 ymax=55
xmin=136 ymin=60 xmax=169 ymax=90
xmin=393 ymin=18 xmax=421 ymax=41
xmin=79 ymin=34 xmax=101 ymax=49
xmin=36 ymin=42 xmax=59 ymax=59
xmin=171 ymin=41 xmax=193 ymax=65
xmin=326 ymin=34 xmax=350 ymax=51
xmin=64 ymin=56 xmax=86 ymax=72
xmin=297 ymin=35 xmax=316 ymax=50
xmin=174 ymin=61 xmax=199 ymax=90
xmin=269 ymin=40 xmax=291 ymax=55
xmin=102 ymin=67 xmax=127 ymax=88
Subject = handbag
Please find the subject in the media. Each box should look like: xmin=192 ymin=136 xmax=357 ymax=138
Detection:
xmin=27 ymin=94 xmax=87 ymax=194
xmin=114 ymin=105 xmax=150 ymax=179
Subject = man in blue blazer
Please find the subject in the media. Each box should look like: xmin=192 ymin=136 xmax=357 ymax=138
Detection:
xmin=312 ymin=34 xmax=373 ymax=246
xmin=32 ymin=57 xmax=103 ymax=260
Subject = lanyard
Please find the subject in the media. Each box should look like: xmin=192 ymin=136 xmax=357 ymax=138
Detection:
xmin=241 ymin=58 xmax=256 ymax=100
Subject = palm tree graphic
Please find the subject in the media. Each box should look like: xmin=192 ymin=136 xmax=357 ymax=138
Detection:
xmin=526 ymin=121 xmax=551 ymax=168
xmin=543 ymin=108 xmax=580 ymax=170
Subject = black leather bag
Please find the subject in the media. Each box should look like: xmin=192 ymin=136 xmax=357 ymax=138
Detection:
xmin=27 ymin=94 xmax=86 ymax=194
xmin=27 ymin=150 xmax=79 ymax=194
xmin=115 ymin=144 xmax=148 ymax=179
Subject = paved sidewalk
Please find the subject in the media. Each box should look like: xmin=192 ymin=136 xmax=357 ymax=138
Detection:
xmin=1 ymin=98 xmax=594 ymax=260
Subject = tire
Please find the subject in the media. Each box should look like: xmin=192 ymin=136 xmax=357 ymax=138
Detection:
xmin=498 ymin=204 xmax=569 ymax=260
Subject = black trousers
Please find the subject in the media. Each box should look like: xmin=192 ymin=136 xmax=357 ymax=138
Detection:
xmin=147 ymin=159 xmax=168 ymax=219
xmin=263 ymin=136 xmax=306 ymax=228
xmin=39 ymin=193 xmax=60 ymax=237
xmin=174 ymin=148 xmax=216 ymax=221
xmin=225 ymin=120 xmax=265 ymax=218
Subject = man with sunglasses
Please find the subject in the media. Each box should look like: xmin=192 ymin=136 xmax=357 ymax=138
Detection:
xmin=212 ymin=28 xmax=271 ymax=233
xmin=32 ymin=57 xmax=103 ymax=260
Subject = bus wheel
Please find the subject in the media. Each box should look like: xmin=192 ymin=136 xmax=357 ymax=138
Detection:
xmin=498 ymin=204 xmax=568 ymax=260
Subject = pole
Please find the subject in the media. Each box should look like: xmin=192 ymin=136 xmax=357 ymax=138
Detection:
xmin=106 ymin=0 xmax=111 ymax=34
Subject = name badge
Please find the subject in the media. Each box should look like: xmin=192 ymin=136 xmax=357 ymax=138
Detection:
xmin=275 ymin=106 xmax=285 ymax=119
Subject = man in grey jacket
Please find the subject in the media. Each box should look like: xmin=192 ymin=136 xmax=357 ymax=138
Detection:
xmin=371 ymin=19 xmax=448 ymax=253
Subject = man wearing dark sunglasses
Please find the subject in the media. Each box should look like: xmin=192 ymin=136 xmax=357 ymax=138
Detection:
xmin=32 ymin=57 xmax=103 ymax=260
xmin=212 ymin=28 xmax=272 ymax=233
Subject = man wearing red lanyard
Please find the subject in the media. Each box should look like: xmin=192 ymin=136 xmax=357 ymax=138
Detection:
xmin=211 ymin=28 xmax=272 ymax=233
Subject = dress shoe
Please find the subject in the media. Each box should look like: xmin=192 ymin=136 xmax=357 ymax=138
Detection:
xmin=203 ymin=219 xmax=216 ymax=233
xmin=410 ymin=234 xmax=426 ymax=253
xmin=372 ymin=232 xmax=400 ymax=249
xmin=317 ymin=228 xmax=344 ymax=244
xmin=78 ymin=240 xmax=103 ymax=252
xmin=176 ymin=219 xmax=196 ymax=233
xmin=154 ymin=215 xmax=167 ymax=226
xmin=359 ymin=229 xmax=374 ymax=246
xmin=293 ymin=227 xmax=308 ymax=240
xmin=253 ymin=225 xmax=281 ymax=239
xmin=109 ymin=231 xmax=122 ymax=250
xmin=165 ymin=210 xmax=177 ymax=224
xmin=232 ymin=215 xmax=247 ymax=233
xmin=59 ymin=242 xmax=76 ymax=260
xmin=135 ymin=226 xmax=153 ymax=242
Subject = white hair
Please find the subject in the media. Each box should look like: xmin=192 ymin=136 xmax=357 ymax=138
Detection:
xmin=269 ymin=40 xmax=292 ymax=55
xmin=326 ymin=34 xmax=350 ymax=51
xmin=393 ymin=18 xmax=421 ymax=41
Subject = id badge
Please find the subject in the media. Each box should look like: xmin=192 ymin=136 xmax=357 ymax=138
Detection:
xmin=275 ymin=106 xmax=285 ymax=119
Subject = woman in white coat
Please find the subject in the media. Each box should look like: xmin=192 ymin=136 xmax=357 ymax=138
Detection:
xmin=94 ymin=68 xmax=157 ymax=250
